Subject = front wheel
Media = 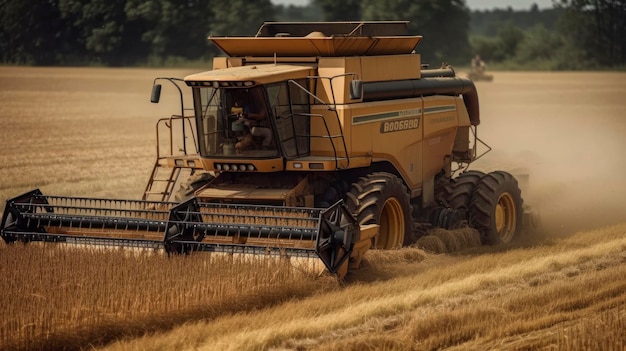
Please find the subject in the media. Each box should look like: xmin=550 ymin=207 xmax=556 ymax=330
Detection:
xmin=174 ymin=172 xmax=215 ymax=202
xmin=345 ymin=172 xmax=413 ymax=249
xmin=469 ymin=171 xmax=523 ymax=245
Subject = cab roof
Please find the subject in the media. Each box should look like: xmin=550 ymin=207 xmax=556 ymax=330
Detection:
xmin=184 ymin=64 xmax=313 ymax=85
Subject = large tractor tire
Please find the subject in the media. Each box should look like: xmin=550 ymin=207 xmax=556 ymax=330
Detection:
xmin=428 ymin=170 xmax=484 ymax=230
xmin=469 ymin=171 xmax=523 ymax=245
xmin=174 ymin=172 xmax=215 ymax=202
xmin=345 ymin=172 xmax=413 ymax=249
xmin=448 ymin=170 xmax=485 ymax=218
xmin=316 ymin=179 xmax=350 ymax=208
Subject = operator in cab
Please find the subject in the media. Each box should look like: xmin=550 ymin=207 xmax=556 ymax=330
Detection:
xmin=230 ymin=87 xmax=273 ymax=152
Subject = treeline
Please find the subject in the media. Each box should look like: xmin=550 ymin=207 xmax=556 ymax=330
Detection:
xmin=1 ymin=0 xmax=624 ymax=69
xmin=469 ymin=1 xmax=626 ymax=70
xmin=0 ymin=0 xmax=274 ymax=66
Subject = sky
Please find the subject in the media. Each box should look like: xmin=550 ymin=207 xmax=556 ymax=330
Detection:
xmin=271 ymin=0 xmax=555 ymax=11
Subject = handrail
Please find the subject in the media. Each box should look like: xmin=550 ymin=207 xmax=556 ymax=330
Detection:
xmin=302 ymin=113 xmax=349 ymax=169
xmin=151 ymin=78 xmax=189 ymax=154
xmin=287 ymin=73 xmax=359 ymax=169
xmin=155 ymin=114 xmax=198 ymax=158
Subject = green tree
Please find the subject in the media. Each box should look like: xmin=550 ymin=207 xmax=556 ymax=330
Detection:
xmin=124 ymin=0 xmax=215 ymax=63
xmin=360 ymin=0 xmax=471 ymax=65
xmin=515 ymin=24 xmax=559 ymax=61
xmin=0 ymin=0 xmax=79 ymax=65
xmin=555 ymin=0 xmax=626 ymax=67
xmin=514 ymin=24 xmax=563 ymax=68
xmin=495 ymin=21 xmax=524 ymax=60
xmin=468 ymin=6 xmax=579 ymax=69
xmin=58 ymin=0 xmax=133 ymax=65
xmin=469 ymin=35 xmax=501 ymax=62
xmin=210 ymin=0 xmax=275 ymax=37
xmin=275 ymin=3 xmax=324 ymax=21
xmin=58 ymin=0 xmax=216 ymax=65
xmin=313 ymin=0 xmax=362 ymax=21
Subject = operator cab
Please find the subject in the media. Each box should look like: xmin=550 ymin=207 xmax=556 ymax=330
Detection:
xmin=191 ymin=81 xmax=311 ymax=160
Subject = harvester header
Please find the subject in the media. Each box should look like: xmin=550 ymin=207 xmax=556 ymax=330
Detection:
xmin=1 ymin=189 xmax=375 ymax=276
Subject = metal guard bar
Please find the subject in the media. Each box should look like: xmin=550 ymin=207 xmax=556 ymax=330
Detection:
xmin=2 ymin=189 xmax=360 ymax=274
xmin=0 ymin=231 xmax=164 ymax=250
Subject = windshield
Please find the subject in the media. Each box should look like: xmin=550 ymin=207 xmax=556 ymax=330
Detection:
xmin=193 ymin=86 xmax=279 ymax=158
xmin=193 ymin=81 xmax=311 ymax=159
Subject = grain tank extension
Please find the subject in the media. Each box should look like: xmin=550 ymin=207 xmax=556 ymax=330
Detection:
xmin=1 ymin=22 xmax=538 ymax=278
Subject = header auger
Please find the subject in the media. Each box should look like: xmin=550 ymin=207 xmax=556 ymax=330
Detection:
xmin=1 ymin=21 xmax=538 ymax=279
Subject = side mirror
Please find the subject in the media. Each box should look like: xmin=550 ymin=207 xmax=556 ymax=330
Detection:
xmin=150 ymin=84 xmax=162 ymax=103
xmin=349 ymin=80 xmax=363 ymax=100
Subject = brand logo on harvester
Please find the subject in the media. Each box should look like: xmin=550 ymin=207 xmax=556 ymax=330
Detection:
xmin=381 ymin=117 xmax=420 ymax=133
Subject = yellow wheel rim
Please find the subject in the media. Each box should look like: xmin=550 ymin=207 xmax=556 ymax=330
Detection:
xmin=495 ymin=192 xmax=517 ymax=243
xmin=377 ymin=198 xmax=405 ymax=249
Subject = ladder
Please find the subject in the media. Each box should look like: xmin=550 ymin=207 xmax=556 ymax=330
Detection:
xmin=142 ymin=160 xmax=185 ymax=202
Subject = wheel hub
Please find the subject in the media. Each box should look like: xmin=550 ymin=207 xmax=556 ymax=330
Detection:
xmin=495 ymin=192 xmax=516 ymax=243
xmin=378 ymin=198 xmax=404 ymax=249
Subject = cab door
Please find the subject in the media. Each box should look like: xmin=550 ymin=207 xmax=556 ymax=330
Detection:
xmin=267 ymin=80 xmax=311 ymax=158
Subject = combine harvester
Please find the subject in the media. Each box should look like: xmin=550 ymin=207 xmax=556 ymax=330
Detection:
xmin=1 ymin=22 xmax=538 ymax=278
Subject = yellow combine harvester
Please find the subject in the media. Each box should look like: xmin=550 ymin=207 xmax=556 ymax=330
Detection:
xmin=1 ymin=22 xmax=537 ymax=278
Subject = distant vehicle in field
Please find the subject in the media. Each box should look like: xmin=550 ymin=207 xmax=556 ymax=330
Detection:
xmin=468 ymin=55 xmax=494 ymax=82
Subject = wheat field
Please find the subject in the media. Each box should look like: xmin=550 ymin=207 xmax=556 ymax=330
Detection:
xmin=1 ymin=67 xmax=625 ymax=350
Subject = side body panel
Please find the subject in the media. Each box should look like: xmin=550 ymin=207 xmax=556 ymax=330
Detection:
xmin=349 ymin=99 xmax=424 ymax=190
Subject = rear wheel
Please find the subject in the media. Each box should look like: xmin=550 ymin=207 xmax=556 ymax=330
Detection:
xmin=469 ymin=171 xmax=523 ymax=244
xmin=345 ymin=172 xmax=412 ymax=249
xmin=447 ymin=171 xmax=485 ymax=226
xmin=428 ymin=170 xmax=484 ymax=230
xmin=448 ymin=170 xmax=485 ymax=219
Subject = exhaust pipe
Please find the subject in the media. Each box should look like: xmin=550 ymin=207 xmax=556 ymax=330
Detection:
xmin=362 ymin=76 xmax=480 ymax=125
xmin=420 ymin=67 xmax=456 ymax=78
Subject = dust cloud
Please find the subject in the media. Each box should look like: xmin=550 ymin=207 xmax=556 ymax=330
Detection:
xmin=470 ymin=72 xmax=626 ymax=236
